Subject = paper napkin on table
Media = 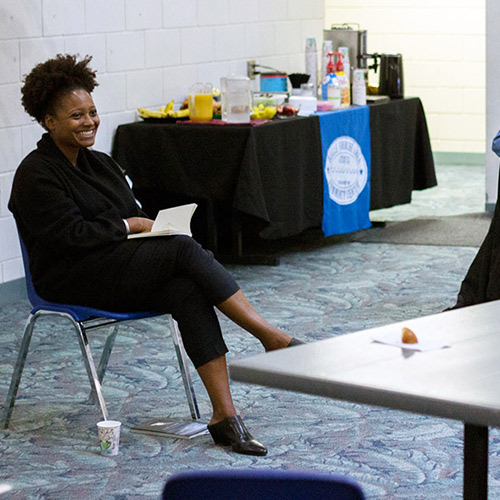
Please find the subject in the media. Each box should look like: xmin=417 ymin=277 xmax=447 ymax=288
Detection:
xmin=371 ymin=330 xmax=450 ymax=352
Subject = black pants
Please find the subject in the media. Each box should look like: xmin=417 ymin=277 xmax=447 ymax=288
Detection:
xmin=113 ymin=236 xmax=240 ymax=368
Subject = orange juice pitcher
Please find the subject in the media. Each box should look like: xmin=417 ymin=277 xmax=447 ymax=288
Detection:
xmin=188 ymin=83 xmax=213 ymax=122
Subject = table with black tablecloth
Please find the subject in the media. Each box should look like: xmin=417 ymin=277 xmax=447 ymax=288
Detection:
xmin=112 ymin=97 xmax=436 ymax=258
xmin=369 ymin=97 xmax=436 ymax=209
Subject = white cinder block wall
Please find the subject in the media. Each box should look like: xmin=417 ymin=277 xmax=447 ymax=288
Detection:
xmin=0 ymin=0 xmax=324 ymax=286
xmin=325 ymin=0 xmax=486 ymax=154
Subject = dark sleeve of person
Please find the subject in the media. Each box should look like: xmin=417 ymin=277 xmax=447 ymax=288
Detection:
xmin=10 ymin=151 xmax=142 ymax=258
xmin=452 ymin=186 xmax=500 ymax=308
xmin=453 ymin=236 xmax=492 ymax=308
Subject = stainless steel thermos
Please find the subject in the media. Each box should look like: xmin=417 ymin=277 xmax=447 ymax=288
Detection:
xmin=378 ymin=54 xmax=404 ymax=98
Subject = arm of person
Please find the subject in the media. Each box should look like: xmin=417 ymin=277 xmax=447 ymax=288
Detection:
xmin=10 ymin=154 xmax=145 ymax=254
xmin=492 ymin=128 xmax=500 ymax=157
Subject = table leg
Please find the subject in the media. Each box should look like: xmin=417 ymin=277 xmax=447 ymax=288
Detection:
xmin=216 ymin=210 xmax=280 ymax=266
xmin=463 ymin=423 xmax=488 ymax=500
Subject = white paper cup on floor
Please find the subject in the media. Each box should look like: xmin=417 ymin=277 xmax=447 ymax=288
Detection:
xmin=97 ymin=420 xmax=121 ymax=456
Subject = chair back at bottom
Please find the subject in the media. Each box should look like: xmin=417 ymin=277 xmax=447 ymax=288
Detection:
xmin=162 ymin=469 xmax=365 ymax=500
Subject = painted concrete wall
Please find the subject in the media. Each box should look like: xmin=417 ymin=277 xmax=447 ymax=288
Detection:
xmin=0 ymin=0 xmax=324 ymax=285
xmin=325 ymin=0 xmax=486 ymax=155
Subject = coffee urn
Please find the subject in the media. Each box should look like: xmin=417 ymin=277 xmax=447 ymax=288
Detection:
xmin=323 ymin=24 xmax=405 ymax=99
xmin=323 ymin=23 xmax=367 ymax=81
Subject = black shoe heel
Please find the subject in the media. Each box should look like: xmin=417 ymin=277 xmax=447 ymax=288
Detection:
xmin=287 ymin=337 xmax=305 ymax=347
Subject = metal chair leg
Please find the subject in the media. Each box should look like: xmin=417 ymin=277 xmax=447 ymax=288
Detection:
xmin=88 ymin=323 xmax=119 ymax=405
xmin=2 ymin=313 xmax=38 ymax=429
xmin=96 ymin=323 xmax=119 ymax=383
xmin=4 ymin=312 xmax=199 ymax=426
xmin=73 ymin=322 xmax=109 ymax=421
xmin=168 ymin=315 xmax=201 ymax=420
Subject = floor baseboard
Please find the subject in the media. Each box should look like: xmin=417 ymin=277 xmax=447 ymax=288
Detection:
xmin=433 ymin=152 xmax=485 ymax=166
xmin=0 ymin=278 xmax=27 ymax=306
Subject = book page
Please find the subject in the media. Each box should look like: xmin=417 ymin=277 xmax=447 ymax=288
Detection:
xmin=128 ymin=203 xmax=197 ymax=239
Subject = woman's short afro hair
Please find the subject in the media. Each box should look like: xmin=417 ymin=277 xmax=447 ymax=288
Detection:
xmin=21 ymin=54 xmax=98 ymax=125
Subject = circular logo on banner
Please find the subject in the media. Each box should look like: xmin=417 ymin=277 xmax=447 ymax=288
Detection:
xmin=325 ymin=136 xmax=368 ymax=205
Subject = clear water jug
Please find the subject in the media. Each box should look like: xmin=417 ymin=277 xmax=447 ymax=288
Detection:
xmin=221 ymin=75 xmax=253 ymax=123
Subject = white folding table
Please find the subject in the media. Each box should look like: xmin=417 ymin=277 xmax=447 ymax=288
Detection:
xmin=230 ymin=300 xmax=500 ymax=499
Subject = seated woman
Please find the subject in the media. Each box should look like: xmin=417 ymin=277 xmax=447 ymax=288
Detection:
xmin=9 ymin=54 xmax=303 ymax=457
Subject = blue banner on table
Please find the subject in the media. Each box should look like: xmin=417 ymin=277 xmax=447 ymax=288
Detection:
xmin=318 ymin=106 xmax=371 ymax=236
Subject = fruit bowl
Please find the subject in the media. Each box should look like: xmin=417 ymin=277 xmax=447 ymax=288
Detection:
xmin=275 ymin=104 xmax=300 ymax=119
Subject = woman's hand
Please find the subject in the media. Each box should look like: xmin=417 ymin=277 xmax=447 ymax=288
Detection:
xmin=125 ymin=217 xmax=154 ymax=234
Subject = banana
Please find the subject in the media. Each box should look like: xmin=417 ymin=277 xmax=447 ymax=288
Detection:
xmin=162 ymin=100 xmax=174 ymax=113
xmin=251 ymin=104 xmax=276 ymax=120
xmin=166 ymin=108 xmax=190 ymax=118
xmin=138 ymin=108 xmax=168 ymax=118
xmin=138 ymin=100 xmax=185 ymax=119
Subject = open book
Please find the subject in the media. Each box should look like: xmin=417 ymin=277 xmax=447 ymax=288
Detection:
xmin=128 ymin=203 xmax=197 ymax=239
xmin=130 ymin=418 xmax=208 ymax=439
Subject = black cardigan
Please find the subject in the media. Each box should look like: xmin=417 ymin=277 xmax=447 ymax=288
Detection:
xmin=9 ymin=133 xmax=149 ymax=306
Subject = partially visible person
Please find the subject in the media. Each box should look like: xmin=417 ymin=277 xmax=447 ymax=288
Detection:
xmin=9 ymin=54 xmax=304 ymax=456
xmin=492 ymin=127 xmax=500 ymax=157
xmin=451 ymin=129 xmax=500 ymax=308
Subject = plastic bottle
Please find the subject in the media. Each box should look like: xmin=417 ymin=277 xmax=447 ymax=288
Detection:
xmin=327 ymin=75 xmax=341 ymax=109
xmin=321 ymin=40 xmax=333 ymax=88
xmin=321 ymin=53 xmax=340 ymax=109
xmin=335 ymin=52 xmax=350 ymax=108
xmin=321 ymin=52 xmax=333 ymax=100
xmin=338 ymin=46 xmax=351 ymax=86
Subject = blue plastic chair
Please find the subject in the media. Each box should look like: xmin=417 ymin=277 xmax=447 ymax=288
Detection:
xmin=1 ymin=236 xmax=200 ymax=428
xmin=162 ymin=469 xmax=366 ymax=499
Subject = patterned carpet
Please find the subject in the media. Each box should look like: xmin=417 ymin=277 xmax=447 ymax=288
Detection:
xmin=1 ymin=164 xmax=498 ymax=499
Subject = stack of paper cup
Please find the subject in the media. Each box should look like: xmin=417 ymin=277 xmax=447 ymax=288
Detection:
xmin=305 ymin=37 xmax=318 ymax=96
xmin=352 ymin=69 xmax=367 ymax=106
